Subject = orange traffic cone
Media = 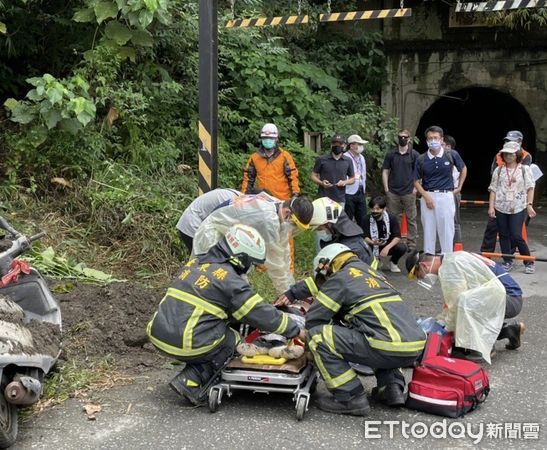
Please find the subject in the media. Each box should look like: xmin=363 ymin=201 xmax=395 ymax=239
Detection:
xmin=401 ymin=213 xmax=408 ymax=238
xmin=453 ymin=242 xmax=463 ymax=251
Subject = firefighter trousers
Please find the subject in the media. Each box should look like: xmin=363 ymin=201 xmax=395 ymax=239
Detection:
xmin=308 ymin=324 xmax=419 ymax=401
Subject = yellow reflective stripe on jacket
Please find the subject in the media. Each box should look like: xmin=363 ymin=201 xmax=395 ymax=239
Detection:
xmin=370 ymin=303 xmax=401 ymax=343
xmin=316 ymin=291 xmax=341 ymax=313
xmin=273 ymin=312 xmax=288 ymax=334
xmin=183 ymin=307 xmax=203 ymax=350
xmin=370 ymin=258 xmax=380 ymax=270
xmin=367 ymin=337 xmax=426 ymax=353
xmin=147 ymin=321 xmax=226 ymax=357
xmin=232 ymin=294 xmax=264 ymax=321
xmin=309 ymin=333 xmax=356 ymax=389
xmin=166 ymin=288 xmax=227 ymax=319
xmin=323 ymin=325 xmax=342 ymax=358
xmin=348 ymin=295 xmax=402 ymax=317
xmin=304 ymin=277 xmax=319 ymax=297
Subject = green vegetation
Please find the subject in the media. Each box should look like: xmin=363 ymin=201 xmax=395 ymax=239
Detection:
xmin=1 ymin=0 xmax=399 ymax=283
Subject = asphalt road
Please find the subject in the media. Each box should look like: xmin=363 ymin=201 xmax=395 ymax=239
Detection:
xmin=13 ymin=206 xmax=547 ymax=450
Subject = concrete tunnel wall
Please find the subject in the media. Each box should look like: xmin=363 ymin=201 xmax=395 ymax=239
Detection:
xmin=379 ymin=1 xmax=547 ymax=199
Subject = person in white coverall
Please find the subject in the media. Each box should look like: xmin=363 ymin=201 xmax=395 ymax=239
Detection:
xmin=192 ymin=192 xmax=314 ymax=294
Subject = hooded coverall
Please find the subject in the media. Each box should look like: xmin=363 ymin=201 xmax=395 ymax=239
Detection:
xmin=192 ymin=193 xmax=294 ymax=294
xmin=286 ymin=255 xmax=426 ymax=400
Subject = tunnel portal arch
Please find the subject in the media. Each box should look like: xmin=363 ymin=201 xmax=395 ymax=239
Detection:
xmin=415 ymin=87 xmax=536 ymax=197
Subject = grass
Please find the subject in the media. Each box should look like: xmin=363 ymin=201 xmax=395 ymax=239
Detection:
xmin=21 ymin=358 xmax=133 ymax=417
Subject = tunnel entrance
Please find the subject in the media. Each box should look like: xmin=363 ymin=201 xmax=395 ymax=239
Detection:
xmin=415 ymin=87 xmax=536 ymax=199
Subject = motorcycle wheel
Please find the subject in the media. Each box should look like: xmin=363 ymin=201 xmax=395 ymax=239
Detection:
xmin=0 ymin=393 xmax=17 ymax=449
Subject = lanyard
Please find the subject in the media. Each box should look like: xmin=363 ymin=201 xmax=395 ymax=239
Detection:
xmin=505 ymin=165 xmax=517 ymax=189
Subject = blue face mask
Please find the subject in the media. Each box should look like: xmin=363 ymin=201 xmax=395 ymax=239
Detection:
xmin=427 ymin=140 xmax=442 ymax=151
xmin=262 ymin=138 xmax=276 ymax=150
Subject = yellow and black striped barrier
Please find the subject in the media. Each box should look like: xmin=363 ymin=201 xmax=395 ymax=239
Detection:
xmin=225 ymin=15 xmax=309 ymax=28
xmin=198 ymin=121 xmax=215 ymax=195
xmin=319 ymin=8 xmax=411 ymax=23
xmin=455 ymin=0 xmax=546 ymax=12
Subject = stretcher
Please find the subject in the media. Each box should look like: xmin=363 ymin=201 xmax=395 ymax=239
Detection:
xmin=208 ymin=354 xmax=317 ymax=420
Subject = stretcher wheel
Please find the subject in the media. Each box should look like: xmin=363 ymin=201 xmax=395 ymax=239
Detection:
xmin=295 ymin=396 xmax=307 ymax=421
xmin=208 ymin=388 xmax=220 ymax=413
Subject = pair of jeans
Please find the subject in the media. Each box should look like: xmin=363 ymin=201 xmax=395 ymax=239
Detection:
xmin=495 ymin=209 xmax=531 ymax=265
xmin=386 ymin=192 xmax=417 ymax=250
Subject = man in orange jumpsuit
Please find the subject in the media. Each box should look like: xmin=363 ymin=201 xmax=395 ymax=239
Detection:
xmin=241 ymin=123 xmax=301 ymax=271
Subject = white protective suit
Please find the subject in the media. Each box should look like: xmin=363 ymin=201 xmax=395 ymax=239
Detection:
xmin=192 ymin=193 xmax=294 ymax=294
xmin=438 ymin=252 xmax=506 ymax=363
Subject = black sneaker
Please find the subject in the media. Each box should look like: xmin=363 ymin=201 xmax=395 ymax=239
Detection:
xmin=316 ymin=392 xmax=370 ymax=416
xmin=371 ymin=383 xmax=405 ymax=407
xmin=505 ymin=322 xmax=525 ymax=350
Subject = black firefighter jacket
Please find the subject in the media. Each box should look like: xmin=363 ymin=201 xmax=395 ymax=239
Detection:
xmin=147 ymin=248 xmax=300 ymax=358
xmin=288 ymin=256 xmax=426 ymax=357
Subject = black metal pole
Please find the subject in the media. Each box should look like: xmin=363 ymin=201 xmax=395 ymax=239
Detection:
xmin=198 ymin=0 xmax=218 ymax=194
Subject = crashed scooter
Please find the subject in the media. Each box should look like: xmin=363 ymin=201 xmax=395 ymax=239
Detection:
xmin=0 ymin=217 xmax=61 ymax=448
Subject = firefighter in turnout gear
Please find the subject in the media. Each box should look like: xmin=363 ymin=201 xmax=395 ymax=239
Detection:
xmin=147 ymin=225 xmax=302 ymax=406
xmin=281 ymin=244 xmax=426 ymax=416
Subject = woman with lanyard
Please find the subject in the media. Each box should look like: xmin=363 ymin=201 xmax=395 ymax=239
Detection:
xmin=488 ymin=141 xmax=536 ymax=273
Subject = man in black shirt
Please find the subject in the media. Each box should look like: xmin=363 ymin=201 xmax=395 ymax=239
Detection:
xmin=311 ymin=134 xmax=355 ymax=207
xmin=382 ymin=129 xmax=419 ymax=251
xmin=363 ymin=196 xmax=407 ymax=273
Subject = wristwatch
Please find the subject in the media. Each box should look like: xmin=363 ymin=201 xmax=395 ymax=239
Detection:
xmin=527 ymin=202 xmax=533 ymax=206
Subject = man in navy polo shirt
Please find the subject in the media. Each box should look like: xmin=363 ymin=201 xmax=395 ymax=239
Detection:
xmin=311 ymin=134 xmax=355 ymax=208
xmin=414 ymin=126 xmax=467 ymax=254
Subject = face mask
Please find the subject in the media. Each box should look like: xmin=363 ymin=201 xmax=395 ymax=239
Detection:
xmin=262 ymin=138 xmax=276 ymax=150
xmin=398 ymin=136 xmax=409 ymax=146
xmin=427 ymin=140 xmax=442 ymax=151
xmin=371 ymin=212 xmax=382 ymax=219
xmin=331 ymin=145 xmax=344 ymax=155
xmin=417 ymin=273 xmax=438 ymax=291
xmin=316 ymin=229 xmax=333 ymax=242
xmin=356 ymin=145 xmax=364 ymax=154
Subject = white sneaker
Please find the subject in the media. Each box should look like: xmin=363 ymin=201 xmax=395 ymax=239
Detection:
xmin=390 ymin=262 xmax=401 ymax=273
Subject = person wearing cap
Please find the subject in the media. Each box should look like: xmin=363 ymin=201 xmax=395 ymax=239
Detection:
xmin=311 ymin=134 xmax=355 ymax=208
xmin=241 ymin=123 xmax=300 ymax=201
xmin=487 ymin=141 xmax=536 ymax=273
xmin=344 ymin=134 xmax=368 ymax=230
xmin=277 ymin=244 xmax=426 ymax=416
xmin=193 ymin=192 xmax=314 ymax=294
xmin=414 ymin=126 xmax=467 ymax=255
xmin=382 ymin=129 xmax=420 ymax=252
xmin=481 ymin=130 xmax=533 ymax=254
xmin=406 ymin=250 xmax=526 ymax=359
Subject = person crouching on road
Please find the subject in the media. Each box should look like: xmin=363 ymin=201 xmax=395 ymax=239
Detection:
xmin=406 ymin=250 xmax=525 ymax=356
xmin=147 ymin=225 xmax=303 ymax=406
xmin=277 ymin=244 xmax=426 ymax=416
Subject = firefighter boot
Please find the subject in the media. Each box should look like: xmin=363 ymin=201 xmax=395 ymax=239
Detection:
xmin=371 ymin=383 xmax=405 ymax=407
xmin=316 ymin=391 xmax=370 ymax=416
xmin=169 ymin=363 xmax=214 ymax=406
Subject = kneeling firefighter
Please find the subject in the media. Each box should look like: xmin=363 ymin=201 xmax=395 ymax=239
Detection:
xmin=287 ymin=244 xmax=426 ymax=416
xmin=147 ymin=224 xmax=302 ymax=405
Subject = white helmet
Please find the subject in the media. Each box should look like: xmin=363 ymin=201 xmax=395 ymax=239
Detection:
xmin=260 ymin=123 xmax=279 ymax=139
xmin=309 ymin=197 xmax=342 ymax=228
xmin=313 ymin=243 xmax=352 ymax=276
xmin=224 ymin=224 xmax=266 ymax=273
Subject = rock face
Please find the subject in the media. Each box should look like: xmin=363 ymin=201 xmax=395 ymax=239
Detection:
xmin=0 ymin=296 xmax=61 ymax=358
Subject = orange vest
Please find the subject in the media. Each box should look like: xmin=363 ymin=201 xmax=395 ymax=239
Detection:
xmin=241 ymin=148 xmax=300 ymax=200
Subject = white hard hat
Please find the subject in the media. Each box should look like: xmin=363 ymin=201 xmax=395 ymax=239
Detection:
xmin=224 ymin=224 xmax=266 ymax=272
xmin=260 ymin=123 xmax=279 ymax=138
xmin=313 ymin=243 xmax=352 ymax=275
xmin=347 ymin=134 xmax=369 ymax=145
xmin=309 ymin=197 xmax=342 ymax=228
